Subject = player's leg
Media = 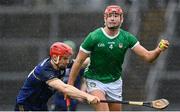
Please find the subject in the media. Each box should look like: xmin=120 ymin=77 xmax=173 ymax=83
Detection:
xmin=14 ymin=104 xmax=25 ymax=111
xmin=90 ymin=89 xmax=109 ymax=111
xmin=108 ymin=103 xmax=122 ymax=111
xmin=106 ymin=78 xmax=123 ymax=111
xmin=14 ymin=104 xmax=34 ymax=111
xmin=85 ymin=78 xmax=109 ymax=111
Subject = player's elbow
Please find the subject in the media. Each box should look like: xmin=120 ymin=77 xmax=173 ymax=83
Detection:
xmin=144 ymin=57 xmax=155 ymax=63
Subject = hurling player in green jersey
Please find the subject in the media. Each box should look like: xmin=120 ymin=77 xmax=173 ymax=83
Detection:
xmin=68 ymin=5 xmax=169 ymax=111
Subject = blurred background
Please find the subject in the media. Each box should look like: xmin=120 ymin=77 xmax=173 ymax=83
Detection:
xmin=0 ymin=0 xmax=180 ymax=111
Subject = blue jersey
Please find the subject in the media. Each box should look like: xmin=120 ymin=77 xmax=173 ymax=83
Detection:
xmin=52 ymin=62 xmax=84 ymax=111
xmin=15 ymin=58 xmax=66 ymax=111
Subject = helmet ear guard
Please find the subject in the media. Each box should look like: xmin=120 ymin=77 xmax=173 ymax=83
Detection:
xmin=50 ymin=42 xmax=73 ymax=64
xmin=51 ymin=55 xmax=60 ymax=64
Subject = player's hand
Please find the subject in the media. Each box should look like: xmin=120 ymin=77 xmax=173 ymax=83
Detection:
xmin=86 ymin=95 xmax=100 ymax=104
xmin=76 ymin=97 xmax=85 ymax=102
xmin=158 ymin=39 xmax=169 ymax=51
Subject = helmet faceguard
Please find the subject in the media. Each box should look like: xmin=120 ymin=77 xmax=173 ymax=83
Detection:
xmin=104 ymin=5 xmax=124 ymax=29
xmin=50 ymin=42 xmax=73 ymax=64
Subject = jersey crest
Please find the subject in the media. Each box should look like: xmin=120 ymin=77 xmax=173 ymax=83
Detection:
xmin=88 ymin=82 xmax=96 ymax=87
xmin=118 ymin=43 xmax=123 ymax=48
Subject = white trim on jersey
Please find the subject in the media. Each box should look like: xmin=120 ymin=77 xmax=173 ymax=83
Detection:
xmin=80 ymin=46 xmax=91 ymax=54
xmin=131 ymin=41 xmax=140 ymax=49
xmin=101 ymin=27 xmax=120 ymax=39
xmin=40 ymin=58 xmax=49 ymax=66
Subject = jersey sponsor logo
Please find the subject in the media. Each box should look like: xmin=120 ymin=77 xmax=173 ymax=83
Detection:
xmin=108 ymin=42 xmax=115 ymax=44
xmin=60 ymin=70 xmax=64 ymax=74
xmin=97 ymin=43 xmax=105 ymax=47
xmin=119 ymin=43 xmax=123 ymax=48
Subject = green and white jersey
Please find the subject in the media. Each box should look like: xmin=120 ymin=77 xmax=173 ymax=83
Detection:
xmin=80 ymin=28 xmax=139 ymax=83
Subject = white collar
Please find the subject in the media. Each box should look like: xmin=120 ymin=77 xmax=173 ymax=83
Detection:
xmin=101 ymin=27 xmax=120 ymax=39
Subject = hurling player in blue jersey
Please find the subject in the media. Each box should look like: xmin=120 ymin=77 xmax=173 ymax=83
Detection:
xmin=51 ymin=40 xmax=87 ymax=111
xmin=15 ymin=42 xmax=100 ymax=111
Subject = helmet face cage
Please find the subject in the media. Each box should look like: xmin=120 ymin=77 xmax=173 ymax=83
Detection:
xmin=50 ymin=42 xmax=73 ymax=61
xmin=104 ymin=5 xmax=124 ymax=29
xmin=104 ymin=5 xmax=123 ymax=17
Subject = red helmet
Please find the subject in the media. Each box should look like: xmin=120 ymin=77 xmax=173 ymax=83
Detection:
xmin=50 ymin=42 xmax=73 ymax=58
xmin=104 ymin=5 xmax=123 ymax=15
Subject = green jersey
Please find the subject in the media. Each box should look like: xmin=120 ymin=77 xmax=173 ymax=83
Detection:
xmin=80 ymin=28 xmax=139 ymax=83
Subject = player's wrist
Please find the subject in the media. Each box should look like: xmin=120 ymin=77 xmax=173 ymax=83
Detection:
xmin=67 ymin=80 xmax=74 ymax=85
xmin=156 ymin=46 xmax=163 ymax=52
xmin=67 ymin=78 xmax=75 ymax=85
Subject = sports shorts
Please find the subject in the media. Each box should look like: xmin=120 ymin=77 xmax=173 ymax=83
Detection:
xmin=85 ymin=78 xmax=123 ymax=101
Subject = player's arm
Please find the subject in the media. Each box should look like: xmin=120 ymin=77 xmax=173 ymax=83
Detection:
xmin=68 ymin=50 xmax=89 ymax=85
xmin=81 ymin=57 xmax=90 ymax=68
xmin=133 ymin=39 xmax=169 ymax=63
xmin=72 ymin=57 xmax=90 ymax=68
xmin=46 ymin=78 xmax=100 ymax=104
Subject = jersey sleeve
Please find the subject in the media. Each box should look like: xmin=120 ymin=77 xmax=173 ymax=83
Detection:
xmin=80 ymin=32 xmax=96 ymax=54
xmin=127 ymin=32 xmax=139 ymax=49
xmin=34 ymin=68 xmax=56 ymax=82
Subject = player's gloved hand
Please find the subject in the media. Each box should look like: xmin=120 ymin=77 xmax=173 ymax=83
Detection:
xmin=86 ymin=95 xmax=100 ymax=104
xmin=158 ymin=39 xmax=169 ymax=51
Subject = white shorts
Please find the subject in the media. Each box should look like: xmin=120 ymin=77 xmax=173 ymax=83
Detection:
xmin=85 ymin=78 xmax=123 ymax=101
